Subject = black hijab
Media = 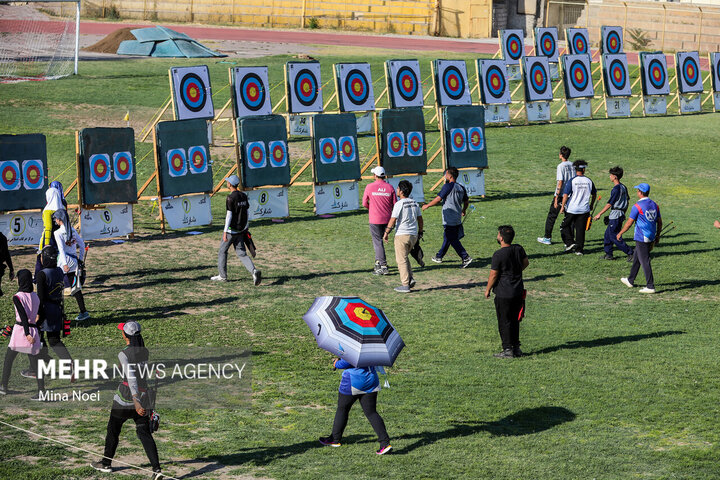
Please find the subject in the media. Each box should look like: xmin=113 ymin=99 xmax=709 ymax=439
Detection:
xmin=17 ymin=269 xmax=33 ymax=293
xmin=125 ymin=333 xmax=149 ymax=363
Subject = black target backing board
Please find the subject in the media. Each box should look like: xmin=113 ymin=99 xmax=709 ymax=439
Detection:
xmin=601 ymin=26 xmax=624 ymax=54
xmin=602 ymin=54 xmax=632 ymax=97
xmin=378 ymin=108 xmax=427 ymax=176
xmin=78 ymin=128 xmax=137 ymax=205
xmin=170 ymin=65 xmax=215 ymax=120
xmin=640 ymin=52 xmax=670 ymax=96
xmin=335 ymin=63 xmax=375 ymax=112
xmin=522 ymin=56 xmax=553 ymax=102
xmin=566 ymin=28 xmax=590 ymax=55
xmin=534 ymin=27 xmax=559 ymax=63
xmin=561 ymin=54 xmax=594 ymax=99
xmin=386 ymin=59 xmax=424 ymax=108
xmin=232 ymin=66 xmax=272 ymax=117
xmin=311 ymin=113 xmax=361 ymax=183
xmin=500 ymin=29 xmax=525 ymax=65
xmin=0 ymin=134 xmax=47 ymax=212
xmin=712 ymin=53 xmax=720 ymax=93
xmin=237 ymin=115 xmax=291 ymax=188
xmin=675 ymin=51 xmax=703 ymax=94
xmin=286 ymin=61 xmax=323 ymax=114
xmin=433 ymin=59 xmax=472 ymax=106
xmin=155 ymin=119 xmax=214 ymax=197
xmin=442 ymin=105 xmax=487 ymax=170
xmin=477 ymin=59 xmax=511 ymax=104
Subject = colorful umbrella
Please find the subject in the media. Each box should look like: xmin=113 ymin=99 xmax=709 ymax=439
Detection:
xmin=303 ymin=296 xmax=404 ymax=367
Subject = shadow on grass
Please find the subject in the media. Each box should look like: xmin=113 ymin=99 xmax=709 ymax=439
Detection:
xmin=88 ymin=274 xmax=212 ymax=294
xmin=77 ymin=296 xmax=240 ymax=325
xmin=662 ymin=279 xmax=720 ymax=291
xmin=392 ymin=406 xmax=576 ymax=454
xmin=529 ymin=330 xmax=684 ymax=356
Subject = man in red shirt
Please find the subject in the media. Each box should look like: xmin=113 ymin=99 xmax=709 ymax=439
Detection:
xmin=362 ymin=166 xmax=397 ymax=275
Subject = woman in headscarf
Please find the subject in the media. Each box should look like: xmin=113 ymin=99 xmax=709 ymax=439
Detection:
xmin=52 ymin=210 xmax=89 ymax=321
xmin=0 ymin=270 xmax=45 ymax=400
xmin=35 ymin=186 xmax=66 ymax=278
xmin=49 ymin=181 xmax=68 ymax=209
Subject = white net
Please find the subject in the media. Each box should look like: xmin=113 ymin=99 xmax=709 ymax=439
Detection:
xmin=0 ymin=2 xmax=78 ymax=82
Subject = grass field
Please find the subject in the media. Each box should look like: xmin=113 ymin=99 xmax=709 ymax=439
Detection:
xmin=1 ymin=50 xmax=720 ymax=479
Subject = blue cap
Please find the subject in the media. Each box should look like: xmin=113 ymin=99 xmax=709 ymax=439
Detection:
xmin=226 ymin=175 xmax=240 ymax=187
xmin=633 ymin=183 xmax=650 ymax=193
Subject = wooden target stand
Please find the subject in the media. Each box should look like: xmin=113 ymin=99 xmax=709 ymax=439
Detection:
xmin=517 ymin=60 xmax=554 ymax=125
xmin=702 ymin=53 xmax=720 ymax=112
xmin=593 ymin=61 xmax=639 ymax=118
xmin=554 ymin=58 xmax=594 ymax=120
xmin=631 ymin=62 xmax=671 ymax=117
xmin=471 ymin=61 xmax=512 ymax=127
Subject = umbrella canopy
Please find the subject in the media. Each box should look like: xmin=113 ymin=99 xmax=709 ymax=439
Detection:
xmin=303 ymin=296 xmax=404 ymax=367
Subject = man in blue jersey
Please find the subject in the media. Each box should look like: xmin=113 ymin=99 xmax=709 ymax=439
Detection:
xmin=538 ymin=146 xmax=574 ymax=245
xmin=617 ymin=183 xmax=661 ymax=293
xmin=593 ymin=166 xmax=633 ymax=261
xmin=559 ymin=160 xmax=596 ymax=255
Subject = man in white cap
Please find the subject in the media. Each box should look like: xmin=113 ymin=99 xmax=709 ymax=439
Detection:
xmin=362 ymin=166 xmax=397 ymax=275
xmin=211 ymin=175 xmax=261 ymax=286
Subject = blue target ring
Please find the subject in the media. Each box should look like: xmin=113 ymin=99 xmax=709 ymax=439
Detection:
xmin=188 ymin=146 xmax=208 ymax=174
xmin=529 ymin=62 xmax=548 ymax=95
xmin=442 ymin=66 xmax=466 ymax=101
xmin=506 ymin=33 xmax=523 ymax=60
xmin=450 ymin=128 xmax=467 ymax=153
xmin=0 ymin=161 xmax=21 ymax=191
xmin=246 ymin=142 xmax=267 ymax=169
xmin=606 ymin=30 xmax=621 ymax=54
xmin=318 ymin=138 xmax=337 ymax=164
xmin=539 ymin=31 xmax=556 ymax=57
xmin=387 ymin=132 xmax=405 ymax=158
xmin=609 ymin=59 xmax=627 ymax=91
xmin=569 ymin=59 xmax=589 ymax=91
xmin=485 ymin=64 xmax=506 ymax=100
xmin=682 ymin=56 xmax=699 ymax=87
xmin=467 ymin=127 xmax=484 ymax=152
xmin=166 ymin=149 xmax=187 ymax=177
xmin=344 ymin=69 xmax=370 ymax=106
xmin=180 ymin=73 xmax=207 ymax=113
xmin=240 ymin=73 xmax=265 ymax=111
xmin=572 ymin=32 xmax=588 ymax=54
xmin=338 ymin=136 xmax=356 ymax=163
xmin=406 ymin=131 xmax=423 ymax=157
xmin=89 ymin=154 xmax=111 ymax=183
xmin=113 ymin=151 xmax=133 ymax=181
xmin=22 ymin=160 xmax=44 ymax=190
xmin=648 ymin=58 xmax=666 ymax=90
xmin=268 ymin=141 xmax=288 ymax=168
xmin=294 ymin=69 xmax=319 ymax=107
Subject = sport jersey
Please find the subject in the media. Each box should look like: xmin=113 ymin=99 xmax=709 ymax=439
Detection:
xmin=630 ymin=197 xmax=661 ymax=242
xmin=606 ymin=183 xmax=629 ymax=220
xmin=555 ymin=161 xmax=574 ymax=196
xmin=362 ymin=180 xmax=397 ymax=225
xmin=391 ymin=198 xmax=422 ymax=236
xmin=437 ymin=181 xmax=468 ymax=226
xmin=335 ymin=359 xmax=381 ymax=395
xmin=562 ymin=175 xmax=596 ymax=214
xmin=225 ymin=190 xmax=250 ymax=234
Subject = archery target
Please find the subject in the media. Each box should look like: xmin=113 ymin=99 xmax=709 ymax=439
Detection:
xmin=642 ymin=53 xmax=669 ymax=96
xmin=171 ymin=66 xmax=214 ymax=120
xmin=0 ymin=160 xmax=21 ymax=191
xmin=435 ymin=60 xmax=471 ymax=106
xmin=567 ymin=28 xmax=590 ymax=55
xmin=166 ymin=148 xmax=188 ymax=177
xmin=450 ymin=128 xmax=467 ymax=153
xmin=467 ymin=127 xmax=484 ymax=152
xmin=89 ymin=154 xmax=112 ymax=184
xmin=406 ymin=131 xmax=424 ymax=157
xmin=287 ymin=62 xmax=323 ymax=113
xmin=712 ymin=53 xmax=720 ymax=93
xmin=246 ymin=141 xmax=267 ymax=169
xmin=112 ymin=151 xmax=134 ymax=181
xmin=337 ymin=63 xmax=375 ymax=112
xmin=676 ymin=52 xmax=703 ymax=94
xmin=523 ymin=56 xmax=553 ymax=102
xmin=318 ymin=138 xmax=338 ymax=164
xmin=601 ymin=26 xmax=623 ymax=54
xmin=535 ymin=28 xmax=559 ymax=63
xmin=233 ymin=67 xmax=272 ymax=117
xmin=501 ymin=29 xmax=524 ymax=65
xmin=21 ymin=160 xmax=44 ymax=190
xmin=603 ymin=54 xmax=631 ymax=97
xmin=562 ymin=54 xmax=594 ymax=98
xmin=387 ymin=60 xmax=423 ymax=108
xmin=188 ymin=146 xmax=209 ymax=174
xmin=386 ymin=132 xmax=405 ymax=158
xmin=338 ymin=136 xmax=356 ymax=163
xmin=268 ymin=141 xmax=288 ymax=168
xmin=478 ymin=59 xmax=511 ymax=104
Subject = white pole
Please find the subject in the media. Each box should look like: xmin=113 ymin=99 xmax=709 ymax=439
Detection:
xmin=74 ymin=0 xmax=80 ymax=75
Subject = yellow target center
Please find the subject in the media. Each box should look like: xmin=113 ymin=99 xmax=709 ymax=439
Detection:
xmin=249 ymin=86 xmax=257 ymax=97
xmin=4 ymin=171 xmax=11 ymax=181
xmin=449 ymin=78 xmax=457 ymax=88
xmin=98 ymin=164 xmax=105 ymax=174
xmin=303 ymin=83 xmax=310 ymax=94
xmin=189 ymin=87 xmax=198 ymax=98
xmin=354 ymin=307 xmax=371 ymax=321
xmin=403 ymin=79 xmax=411 ymax=88
xmin=353 ymin=83 xmax=361 ymax=93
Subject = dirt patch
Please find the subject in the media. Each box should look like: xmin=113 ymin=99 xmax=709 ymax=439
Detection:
xmin=83 ymin=27 xmax=136 ymax=54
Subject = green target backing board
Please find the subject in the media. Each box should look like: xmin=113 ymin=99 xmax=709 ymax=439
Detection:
xmin=311 ymin=113 xmax=361 ymax=183
xmin=0 ymin=134 xmax=48 ymax=212
xmin=237 ymin=115 xmax=291 ymax=188
xmin=155 ymin=119 xmax=214 ymax=197
xmin=79 ymin=128 xmax=137 ymax=205
xmin=443 ymin=105 xmax=488 ymax=169
xmin=378 ymin=108 xmax=427 ymax=176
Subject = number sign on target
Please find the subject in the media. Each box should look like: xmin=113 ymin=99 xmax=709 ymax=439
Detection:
xmin=386 ymin=59 xmax=424 ymax=108
xmin=170 ymin=66 xmax=215 ymax=120
xmin=336 ymin=63 xmax=375 ymax=112
xmin=433 ymin=60 xmax=472 ymax=106
xmin=286 ymin=61 xmax=323 ymax=114
xmin=233 ymin=66 xmax=272 ymax=117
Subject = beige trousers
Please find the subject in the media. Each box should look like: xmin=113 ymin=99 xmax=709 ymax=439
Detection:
xmin=394 ymin=234 xmax=417 ymax=286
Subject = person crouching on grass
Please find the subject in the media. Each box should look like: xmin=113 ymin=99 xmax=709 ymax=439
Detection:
xmin=384 ymin=180 xmax=423 ymax=293
xmin=485 ymin=226 xmax=529 ymax=359
xmin=319 ymin=357 xmax=392 ymax=455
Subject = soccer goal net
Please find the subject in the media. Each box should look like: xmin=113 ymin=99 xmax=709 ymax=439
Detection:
xmin=0 ymin=0 xmax=80 ymax=82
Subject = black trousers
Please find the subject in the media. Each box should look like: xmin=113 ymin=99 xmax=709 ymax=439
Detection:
xmin=544 ymin=197 xmax=562 ymax=239
xmin=2 ymin=347 xmax=44 ymax=391
xmin=331 ymin=392 xmax=390 ymax=447
xmin=437 ymin=225 xmax=469 ymax=260
xmin=561 ymin=212 xmax=589 ymax=253
xmin=102 ymin=406 xmax=160 ymax=470
xmin=628 ymin=241 xmax=655 ymax=289
xmin=33 ymin=331 xmax=73 ymax=371
xmin=494 ymin=296 xmax=522 ymax=350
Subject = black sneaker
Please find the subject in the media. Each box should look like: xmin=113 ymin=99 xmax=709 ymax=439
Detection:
xmin=564 ymin=243 xmax=576 ymax=252
xmin=151 ymin=469 xmax=163 ymax=480
xmin=20 ymin=369 xmax=36 ymax=379
xmin=461 ymin=257 xmax=473 ymax=268
xmin=30 ymin=391 xmax=46 ymax=401
xmin=409 ymin=277 xmax=416 ymax=288
xmin=626 ymin=253 xmax=634 ymax=263
xmin=493 ymin=349 xmax=515 ymax=359
xmin=601 ymin=254 xmax=614 ymax=260
xmin=319 ymin=436 xmax=341 ymax=447
xmin=252 ymin=269 xmax=262 ymax=286
xmin=90 ymin=461 xmax=112 ymax=473
xmin=512 ymin=347 xmax=523 ymax=357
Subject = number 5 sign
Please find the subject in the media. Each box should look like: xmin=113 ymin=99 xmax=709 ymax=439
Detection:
xmin=0 ymin=211 xmax=44 ymax=246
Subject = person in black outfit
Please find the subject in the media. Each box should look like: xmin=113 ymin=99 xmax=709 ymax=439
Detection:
xmin=91 ymin=321 xmax=161 ymax=479
xmin=485 ymin=225 xmax=529 ymax=359
xmin=0 ymin=232 xmax=14 ymax=297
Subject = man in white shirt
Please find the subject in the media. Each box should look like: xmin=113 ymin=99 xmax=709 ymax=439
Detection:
xmin=51 ymin=210 xmax=90 ymax=321
xmin=559 ymin=160 xmax=596 ymax=255
xmin=538 ymin=146 xmax=573 ymax=245
xmin=384 ymin=180 xmax=423 ymax=293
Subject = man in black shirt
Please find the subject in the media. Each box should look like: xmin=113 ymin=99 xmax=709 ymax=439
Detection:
xmin=485 ymin=225 xmax=529 ymax=358
xmin=0 ymin=232 xmax=14 ymax=297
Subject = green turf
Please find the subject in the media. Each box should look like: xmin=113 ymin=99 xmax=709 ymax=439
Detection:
xmin=1 ymin=53 xmax=720 ymax=479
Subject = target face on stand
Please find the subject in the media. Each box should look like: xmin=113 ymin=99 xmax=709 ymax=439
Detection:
xmin=676 ymin=52 xmax=703 ymax=94
xmin=318 ymin=138 xmax=338 ymax=164
xmin=387 ymin=60 xmax=423 ymax=108
xmin=21 ymin=159 xmax=44 ymax=190
xmin=287 ymin=62 xmax=323 ymax=113
xmin=406 ymin=131 xmax=424 ymax=157
xmin=386 ymin=132 xmax=405 ymax=158
xmin=567 ymin=28 xmax=589 ymax=55
xmin=535 ymin=28 xmax=559 ymax=63
xmin=524 ymin=57 xmax=552 ymax=101
xmin=337 ymin=63 xmax=375 ymax=112
xmin=562 ymin=54 xmax=593 ymax=98
xmin=467 ymin=127 xmax=484 ymax=152
xmin=268 ymin=141 xmax=288 ymax=168
xmin=478 ymin=60 xmax=511 ymax=104
xmin=112 ymin=151 xmax=134 ymax=181
xmin=604 ymin=55 xmax=631 ymax=96
xmin=234 ymin=67 xmax=272 ymax=117
xmin=89 ymin=154 xmax=112 ymax=183
xmin=246 ymin=141 xmax=267 ymax=169
xmin=435 ymin=60 xmax=471 ymax=106
xmin=166 ymin=149 xmax=188 ymax=177
xmin=502 ymin=30 xmax=524 ymax=64
xmin=171 ymin=66 xmax=214 ymax=120
xmin=450 ymin=128 xmax=467 ymax=153
xmin=711 ymin=52 xmax=720 ymax=93
xmin=0 ymin=160 xmax=21 ymax=191
xmin=642 ymin=54 xmax=669 ymax=95
xmin=337 ymin=136 xmax=356 ymax=163
xmin=602 ymin=27 xmax=623 ymax=54
xmin=188 ymin=146 xmax=209 ymax=174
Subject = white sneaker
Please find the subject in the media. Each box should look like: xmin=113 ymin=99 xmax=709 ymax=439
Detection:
xmin=639 ymin=287 xmax=656 ymax=294
xmin=210 ymin=275 xmax=227 ymax=282
xmin=537 ymin=237 xmax=552 ymax=245
xmin=620 ymin=277 xmax=634 ymax=288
